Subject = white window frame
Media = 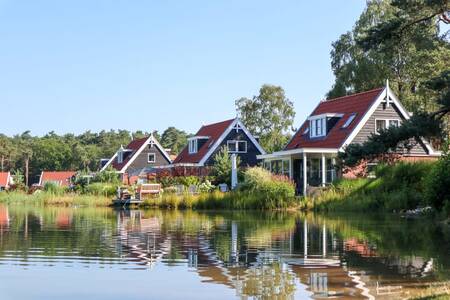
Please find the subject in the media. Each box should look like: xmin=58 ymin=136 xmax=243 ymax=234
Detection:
xmin=148 ymin=153 xmax=156 ymax=163
xmin=310 ymin=117 xmax=326 ymax=138
xmin=375 ymin=119 xmax=401 ymax=134
xmin=227 ymin=140 xmax=247 ymax=153
xmin=188 ymin=139 xmax=198 ymax=154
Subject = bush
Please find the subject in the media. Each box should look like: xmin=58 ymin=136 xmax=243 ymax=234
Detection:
xmin=425 ymin=152 xmax=450 ymax=215
xmin=44 ymin=182 xmax=67 ymax=195
xmin=239 ymin=167 xmax=296 ymax=209
xmin=92 ymin=167 xmax=120 ymax=183
xmin=198 ymin=180 xmax=215 ymax=193
xmin=85 ymin=182 xmax=118 ymax=197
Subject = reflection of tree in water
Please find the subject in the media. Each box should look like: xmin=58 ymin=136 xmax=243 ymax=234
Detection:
xmin=238 ymin=263 xmax=296 ymax=300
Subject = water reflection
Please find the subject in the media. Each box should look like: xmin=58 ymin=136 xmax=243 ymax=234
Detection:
xmin=0 ymin=204 xmax=449 ymax=299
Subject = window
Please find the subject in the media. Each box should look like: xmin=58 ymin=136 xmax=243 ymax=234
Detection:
xmin=117 ymin=151 xmax=123 ymax=164
xmin=148 ymin=153 xmax=156 ymax=163
xmin=303 ymin=127 xmax=309 ymax=135
xmin=376 ymin=119 xmax=401 ymax=134
xmin=188 ymin=140 xmax=198 ymax=154
xmin=282 ymin=160 xmax=290 ymax=177
xmin=310 ymin=117 xmax=326 ymax=138
xmin=389 ymin=120 xmax=400 ymax=127
xmin=227 ymin=140 xmax=247 ymax=153
xmin=375 ymin=119 xmax=387 ymax=133
xmin=342 ymin=113 xmax=356 ymax=128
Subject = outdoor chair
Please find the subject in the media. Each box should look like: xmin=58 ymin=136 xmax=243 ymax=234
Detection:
xmin=137 ymin=183 xmax=161 ymax=199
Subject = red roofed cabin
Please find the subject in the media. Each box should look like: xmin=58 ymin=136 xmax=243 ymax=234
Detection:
xmin=39 ymin=171 xmax=76 ymax=187
xmin=258 ymin=83 xmax=440 ymax=195
xmin=171 ymin=118 xmax=266 ymax=176
xmin=101 ymin=133 xmax=172 ymax=184
xmin=0 ymin=172 xmax=13 ymax=191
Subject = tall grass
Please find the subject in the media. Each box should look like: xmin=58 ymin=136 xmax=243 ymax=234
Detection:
xmin=0 ymin=191 xmax=110 ymax=207
xmin=142 ymin=190 xmax=300 ymax=210
xmin=313 ymin=162 xmax=435 ymax=212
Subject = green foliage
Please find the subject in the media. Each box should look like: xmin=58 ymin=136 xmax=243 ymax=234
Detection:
xmin=235 ymin=84 xmax=295 ymax=152
xmin=197 ymin=180 xmax=215 ymax=193
xmin=84 ymin=182 xmax=117 ymax=197
xmin=328 ymin=0 xmax=450 ymax=111
xmin=43 ymin=182 xmax=67 ymax=195
xmin=239 ymin=167 xmax=296 ymax=209
xmin=160 ymin=127 xmax=190 ymax=154
xmin=211 ymin=147 xmax=240 ymax=185
xmin=425 ymin=150 xmax=450 ymax=214
xmin=93 ymin=166 xmax=120 ymax=183
xmin=313 ymin=162 xmax=436 ymax=212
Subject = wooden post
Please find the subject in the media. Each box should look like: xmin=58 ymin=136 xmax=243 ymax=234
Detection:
xmin=303 ymin=152 xmax=307 ymax=195
xmin=321 ymin=153 xmax=326 ymax=186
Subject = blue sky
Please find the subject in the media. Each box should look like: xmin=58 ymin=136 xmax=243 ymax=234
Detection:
xmin=0 ymin=0 xmax=366 ymax=136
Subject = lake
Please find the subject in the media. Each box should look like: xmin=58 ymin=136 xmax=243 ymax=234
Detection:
xmin=0 ymin=204 xmax=448 ymax=299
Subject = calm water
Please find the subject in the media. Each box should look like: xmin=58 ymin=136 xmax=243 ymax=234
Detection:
xmin=0 ymin=204 xmax=449 ymax=300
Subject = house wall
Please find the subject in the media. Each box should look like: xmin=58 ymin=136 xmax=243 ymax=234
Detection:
xmin=353 ymin=102 xmax=428 ymax=155
xmin=126 ymin=144 xmax=171 ymax=173
xmin=204 ymin=129 xmax=262 ymax=167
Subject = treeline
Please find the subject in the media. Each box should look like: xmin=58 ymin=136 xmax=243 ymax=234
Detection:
xmin=0 ymin=127 xmax=190 ymax=185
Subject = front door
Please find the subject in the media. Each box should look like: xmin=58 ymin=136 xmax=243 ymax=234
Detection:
xmin=293 ymin=159 xmax=303 ymax=194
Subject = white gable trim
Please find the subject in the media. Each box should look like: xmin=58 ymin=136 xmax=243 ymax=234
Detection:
xmin=38 ymin=171 xmax=43 ymax=186
xmin=100 ymin=152 xmax=118 ymax=172
xmin=339 ymin=87 xmax=437 ymax=155
xmin=149 ymin=134 xmax=173 ymax=163
xmin=119 ymin=135 xmax=172 ymax=173
xmin=198 ymin=118 xmax=266 ymax=166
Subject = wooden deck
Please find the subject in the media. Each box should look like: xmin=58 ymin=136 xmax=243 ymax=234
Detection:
xmin=111 ymin=198 xmax=144 ymax=206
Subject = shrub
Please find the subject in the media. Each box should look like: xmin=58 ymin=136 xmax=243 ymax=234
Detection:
xmin=240 ymin=167 xmax=296 ymax=209
xmin=198 ymin=180 xmax=215 ymax=193
xmin=425 ymin=152 xmax=450 ymax=214
xmin=44 ymin=182 xmax=67 ymax=195
xmin=92 ymin=167 xmax=120 ymax=183
xmin=85 ymin=182 xmax=118 ymax=197
xmin=211 ymin=147 xmax=241 ymax=185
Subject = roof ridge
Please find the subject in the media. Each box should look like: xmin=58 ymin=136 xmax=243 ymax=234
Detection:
xmin=200 ymin=118 xmax=236 ymax=128
xmin=323 ymin=87 xmax=384 ymax=103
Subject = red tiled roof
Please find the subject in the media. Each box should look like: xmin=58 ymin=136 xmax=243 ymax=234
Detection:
xmin=285 ymin=88 xmax=384 ymax=150
xmin=40 ymin=171 xmax=76 ymax=187
xmin=111 ymin=137 xmax=148 ymax=171
xmin=173 ymin=118 xmax=235 ymax=164
xmin=0 ymin=172 xmax=10 ymax=187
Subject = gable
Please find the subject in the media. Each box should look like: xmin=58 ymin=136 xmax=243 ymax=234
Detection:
xmin=203 ymin=127 xmax=264 ymax=166
xmin=126 ymin=142 xmax=171 ymax=172
xmin=352 ymin=101 xmax=429 ymax=155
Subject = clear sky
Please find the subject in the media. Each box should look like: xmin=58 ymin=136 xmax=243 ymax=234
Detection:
xmin=0 ymin=0 xmax=366 ymax=136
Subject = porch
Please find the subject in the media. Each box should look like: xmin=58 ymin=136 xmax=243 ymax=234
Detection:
xmin=259 ymin=149 xmax=338 ymax=195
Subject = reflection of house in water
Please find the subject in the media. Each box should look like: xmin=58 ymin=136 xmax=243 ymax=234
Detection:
xmin=112 ymin=211 xmax=439 ymax=299
xmin=0 ymin=205 xmax=9 ymax=231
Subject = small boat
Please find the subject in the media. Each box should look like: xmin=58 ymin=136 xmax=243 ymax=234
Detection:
xmin=111 ymin=187 xmax=143 ymax=206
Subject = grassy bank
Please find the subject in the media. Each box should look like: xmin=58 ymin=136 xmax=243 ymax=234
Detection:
xmin=142 ymin=190 xmax=300 ymax=210
xmin=0 ymin=191 xmax=111 ymax=207
xmin=311 ymin=162 xmax=435 ymax=212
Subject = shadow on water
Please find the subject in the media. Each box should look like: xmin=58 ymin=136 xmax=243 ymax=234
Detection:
xmin=0 ymin=203 xmax=449 ymax=299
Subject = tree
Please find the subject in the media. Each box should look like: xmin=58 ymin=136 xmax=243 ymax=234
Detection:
xmin=211 ymin=147 xmax=240 ymax=185
xmin=339 ymin=1 xmax=450 ymax=166
xmin=235 ymin=84 xmax=295 ymax=152
xmin=327 ymin=0 xmax=450 ymax=113
xmin=160 ymin=127 xmax=190 ymax=154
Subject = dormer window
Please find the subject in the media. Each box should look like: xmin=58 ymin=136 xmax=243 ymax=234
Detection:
xmin=310 ymin=118 xmax=326 ymax=138
xmin=189 ymin=140 xmax=198 ymax=154
xmin=117 ymin=151 xmax=123 ymax=164
xmin=187 ymin=136 xmax=209 ymax=154
xmin=308 ymin=113 xmax=344 ymax=138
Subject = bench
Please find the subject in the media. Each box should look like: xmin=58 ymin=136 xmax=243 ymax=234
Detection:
xmin=137 ymin=183 xmax=161 ymax=199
